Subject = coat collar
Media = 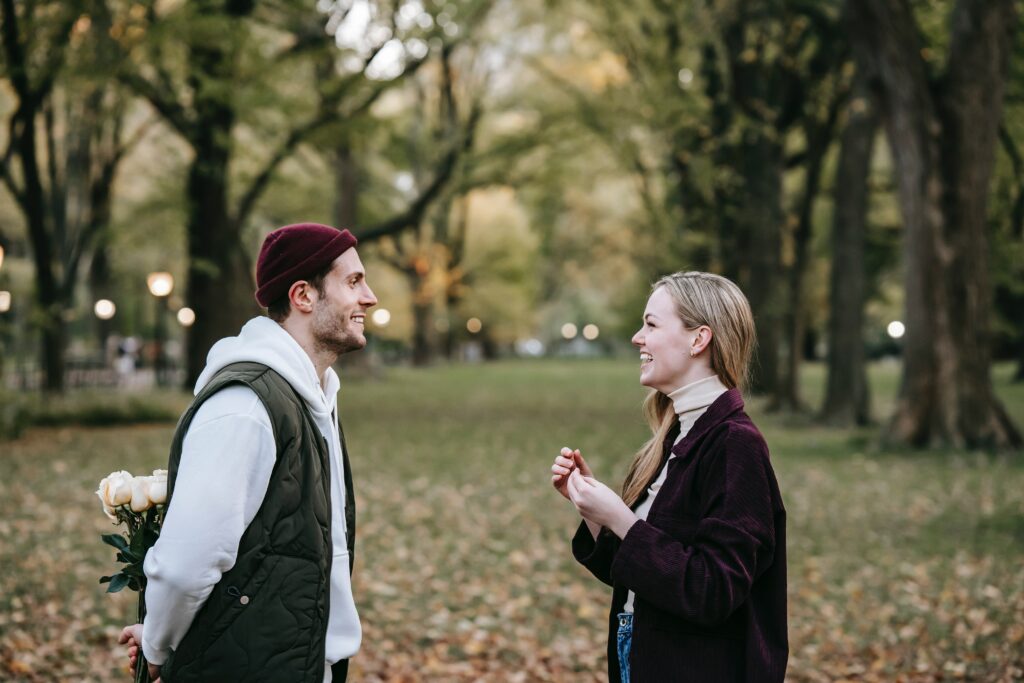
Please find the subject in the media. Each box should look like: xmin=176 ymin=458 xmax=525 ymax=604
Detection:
xmin=669 ymin=387 xmax=745 ymax=457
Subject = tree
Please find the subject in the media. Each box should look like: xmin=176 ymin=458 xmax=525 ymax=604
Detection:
xmin=1 ymin=0 xmax=141 ymax=391
xmin=116 ymin=0 xmax=449 ymax=386
xmin=822 ymin=73 xmax=878 ymax=426
xmin=845 ymin=0 xmax=1022 ymax=448
xmin=544 ymin=0 xmax=849 ymax=401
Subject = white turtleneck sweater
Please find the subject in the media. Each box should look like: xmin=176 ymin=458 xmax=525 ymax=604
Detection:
xmin=623 ymin=374 xmax=729 ymax=613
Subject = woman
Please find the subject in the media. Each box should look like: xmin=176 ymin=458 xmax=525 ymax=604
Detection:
xmin=551 ymin=272 xmax=787 ymax=683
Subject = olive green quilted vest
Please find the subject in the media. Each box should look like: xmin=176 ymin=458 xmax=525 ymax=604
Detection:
xmin=155 ymin=362 xmax=356 ymax=682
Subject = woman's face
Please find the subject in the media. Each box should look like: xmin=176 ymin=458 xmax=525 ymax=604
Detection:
xmin=631 ymin=286 xmax=700 ymax=394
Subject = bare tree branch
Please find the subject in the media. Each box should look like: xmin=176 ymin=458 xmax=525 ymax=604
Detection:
xmin=357 ymin=105 xmax=482 ymax=243
xmin=118 ymin=70 xmax=195 ymax=140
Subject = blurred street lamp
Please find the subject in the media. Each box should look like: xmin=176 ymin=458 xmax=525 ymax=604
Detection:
xmin=371 ymin=308 xmax=391 ymax=327
xmin=583 ymin=324 xmax=600 ymax=341
xmin=147 ymin=272 xmax=174 ymax=386
xmin=177 ymin=307 xmax=196 ymax=327
xmin=466 ymin=317 xmax=482 ymax=334
xmin=0 ymin=244 xmax=5 ymax=271
xmin=94 ymin=299 xmax=116 ymax=320
xmin=0 ymin=291 xmax=10 ymax=313
xmin=561 ymin=323 xmax=578 ymax=340
xmin=887 ymin=321 xmax=905 ymax=339
xmin=147 ymin=272 xmax=174 ymax=297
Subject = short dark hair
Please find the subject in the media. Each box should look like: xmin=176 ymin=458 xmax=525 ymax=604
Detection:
xmin=265 ymin=260 xmax=335 ymax=322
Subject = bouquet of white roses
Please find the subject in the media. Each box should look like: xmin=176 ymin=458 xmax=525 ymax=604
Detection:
xmin=97 ymin=469 xmax=167 ymax=683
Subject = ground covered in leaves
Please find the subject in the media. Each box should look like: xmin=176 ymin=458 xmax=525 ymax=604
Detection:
xmin=1 ymin=360 xmax=1022 ymax=681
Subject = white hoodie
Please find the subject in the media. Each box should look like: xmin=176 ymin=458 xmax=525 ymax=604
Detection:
xmin=142 ymin=317 xmax=361 ymax=682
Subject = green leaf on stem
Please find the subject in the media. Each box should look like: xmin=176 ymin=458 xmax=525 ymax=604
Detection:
xmin=107 ymin=573 xmax=130 ymax=593
xmin=102 ymin=533 xmax=129 ymax=551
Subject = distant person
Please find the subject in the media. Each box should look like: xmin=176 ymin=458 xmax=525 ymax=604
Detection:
xmin=120 ymin=223 xmax=378 ymax=682
xmin=550 ymin=271 xmax=787 ymax=682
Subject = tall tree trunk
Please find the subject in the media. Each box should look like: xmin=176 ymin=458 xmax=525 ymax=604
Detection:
xmin=410 ymin=290 xmax=436 ymax=367
xmin=778 ymin=104 xmax=840 ymax=412
xmin=403 ymin=240 xmax=436 ymax=367
xmin=184 ymin=134 xmax=256 ymax=387
xmin=1 ymin=0 xmax=68 ymax=392
xmin=90 ymin=242 xmax=114 ymax=353
xmin=17 ymin=115 xmax=66 ymax=392
xmin=846 ymin=0 xmax=1022 ymax=448
xmin=334 ymin=143 xmax=358 ymax=230
xmin=738 ymin=131 xmax=784 ymax=396
xmin=183 ymin=31 xmax=258 ymax=388
xmin=823 ymin=77 xmax=877 ymax=426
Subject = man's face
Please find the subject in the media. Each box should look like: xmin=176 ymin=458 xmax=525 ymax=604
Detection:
xmin=310 ymin=248 xmax=378 ymax=355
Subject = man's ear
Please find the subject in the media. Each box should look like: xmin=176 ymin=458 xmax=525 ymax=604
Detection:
xmin=288 ymin=280 xmax=316 ymax=314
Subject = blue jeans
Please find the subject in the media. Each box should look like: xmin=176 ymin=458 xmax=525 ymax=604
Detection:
xmin=616 ymin=612 xmax=633 ymax=683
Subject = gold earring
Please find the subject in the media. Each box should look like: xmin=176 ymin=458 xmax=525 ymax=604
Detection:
xmin=690 ymin=349 xmax=696 ymax=357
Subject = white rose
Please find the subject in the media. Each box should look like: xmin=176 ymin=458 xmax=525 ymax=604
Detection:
xmin=96 ymin=491 xmax=117 ymax=520
xmin=97 ymin=470 xmax=134 ymax=509
xmin=147 ymin=471 xmax=168 ymax=506
xmin=130 ymin=476 xmax=152 ymax=512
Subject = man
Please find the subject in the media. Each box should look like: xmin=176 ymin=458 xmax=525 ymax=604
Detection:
xmin=120 ymin=223 xmax=377 ymax=682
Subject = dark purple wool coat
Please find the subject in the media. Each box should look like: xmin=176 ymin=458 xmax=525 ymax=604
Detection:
xmin=573 ymin=389 xmax=787 ymax=682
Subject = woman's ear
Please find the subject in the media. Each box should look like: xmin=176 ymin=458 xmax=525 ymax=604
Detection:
xmin=288 ymin=280 xmax=316 ymax=314
xmin=690 ymin=325 xmax=713 ymax=357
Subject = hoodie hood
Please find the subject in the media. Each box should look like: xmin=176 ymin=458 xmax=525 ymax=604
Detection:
xmin=194 ymin=316 xmax=339 ymax=418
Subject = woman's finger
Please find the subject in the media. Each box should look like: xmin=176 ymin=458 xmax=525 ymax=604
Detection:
xmin=573 ymin=451 xmax=594 ymax=476
xmin=566 ymin=469 xmax=581 ymax=503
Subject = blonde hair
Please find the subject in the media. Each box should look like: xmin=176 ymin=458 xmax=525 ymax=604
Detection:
xmin=621 ymin=272 xmax=756 ymax=507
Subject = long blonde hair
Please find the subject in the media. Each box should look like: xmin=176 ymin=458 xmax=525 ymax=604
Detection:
xmin=621 ymin=272 xmax=756 ymax=507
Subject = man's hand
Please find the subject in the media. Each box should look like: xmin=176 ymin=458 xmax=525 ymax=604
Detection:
xmin=565 ymin=469 xmax=637 ymax=539
xmin=118 ymin=624 xmax=162 ymax=682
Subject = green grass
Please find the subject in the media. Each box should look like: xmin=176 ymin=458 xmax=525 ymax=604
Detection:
xmin=1 ymin=360 xmax=1022 ymax=681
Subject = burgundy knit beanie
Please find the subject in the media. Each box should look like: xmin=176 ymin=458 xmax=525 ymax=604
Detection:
xmin=255 ymin=223 xmax=358 ymax=307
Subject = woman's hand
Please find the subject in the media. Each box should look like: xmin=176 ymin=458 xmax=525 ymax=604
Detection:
xmin=566 ymin=469 xmax=638 ymax=539
xmin=551 ymin=447 xmax=594 ymax=500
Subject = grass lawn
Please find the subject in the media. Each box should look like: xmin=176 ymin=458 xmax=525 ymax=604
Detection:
xmin=1 ymin=359 xmax=1022 ymax=681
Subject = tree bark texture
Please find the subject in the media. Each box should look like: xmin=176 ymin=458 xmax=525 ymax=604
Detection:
xmin=1 ymin=0 xmax=70 ymax=391
xmin=738 ymin=131 xmax=784 ymax=396
xmin=184 ymin=122 xmax=258 ymax=387
xmin=182 ymin=15 xmax=259 ymax=387
xmin=823 ymin=76 xmax=877 ymax=426
xmin=845 ymin=0 xmax=1022 ymax=448
xmin=334 ymin=143 xmax=359 ymax=231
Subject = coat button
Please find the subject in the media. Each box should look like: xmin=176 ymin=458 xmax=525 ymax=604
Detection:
xmin=240 ymin=595 xmax=250 ymax=605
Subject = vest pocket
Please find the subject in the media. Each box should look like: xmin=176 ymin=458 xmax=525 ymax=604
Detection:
xmin=201 ymin=552 xmax=284 ymax=651
xmin=197 ymin=554 xmax=324 ymax=680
